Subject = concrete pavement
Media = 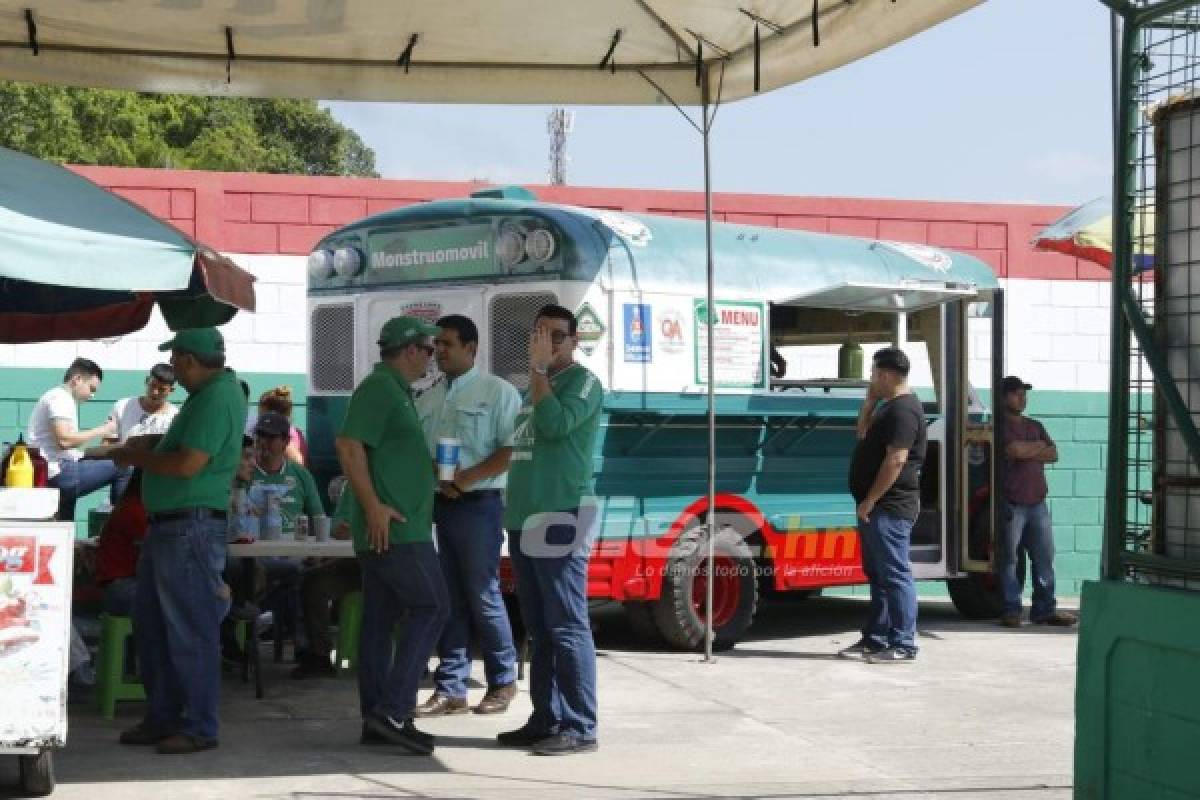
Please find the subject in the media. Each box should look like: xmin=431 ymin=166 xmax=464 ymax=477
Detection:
xmin=16 ymin=596 xmax=1076 ymax=799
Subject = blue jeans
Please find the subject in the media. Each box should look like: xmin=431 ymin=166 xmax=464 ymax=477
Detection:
xmin=433 ymin=492 xmax=517 ymax=698
xmin=998 ymin=501 xmax=1057 ymax=620
xmin=111 ymin=467 xmax=135 ymax=506
xmin=357 ymin=542 xmax=449 ymax=721
xmin=49 ymin=458 xmax=118 ymax=521
xmin=857 ymin=510 xmax=918 ymax=654
xmin=509 ymin=510 xmax=598 ymax=740
xmin=132 ymin=514 xmax=230 ymax=740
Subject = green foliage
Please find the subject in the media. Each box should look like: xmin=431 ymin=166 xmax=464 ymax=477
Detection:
xmin=0 ymin=82 xmax=378 ymax=177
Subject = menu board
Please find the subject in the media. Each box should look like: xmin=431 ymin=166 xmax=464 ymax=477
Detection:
xmin=693 ymin=299 xmax=766 ymax=388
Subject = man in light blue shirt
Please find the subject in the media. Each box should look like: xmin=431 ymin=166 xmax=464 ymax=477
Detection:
xmin=415 ymin=314 xmax=522 ymax=717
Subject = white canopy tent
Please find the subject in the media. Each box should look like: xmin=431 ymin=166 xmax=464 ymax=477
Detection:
xmin=0 ymin=0 xmax=984 ymax=658
xmin=0 ymin=1 xmax=978 ymax=104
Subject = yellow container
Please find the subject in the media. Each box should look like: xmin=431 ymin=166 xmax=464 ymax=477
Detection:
xmin=5 ymin=442 xmax=33 ymax=488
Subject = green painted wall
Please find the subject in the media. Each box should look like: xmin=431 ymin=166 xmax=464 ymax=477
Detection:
xmin=832 ymin=389 xmax=1111 ymax=600
xmin=1 ymin=366 xmax=1113 ymax=598
xmin=0 ymin=367 xmax=306 ymax=537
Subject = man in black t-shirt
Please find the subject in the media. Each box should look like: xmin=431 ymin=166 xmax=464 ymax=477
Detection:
xmin=840 ymin=347 xmax=927 ymax=664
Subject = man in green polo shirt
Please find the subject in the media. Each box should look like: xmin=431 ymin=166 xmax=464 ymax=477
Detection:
xmin=336 ymin=315 xmax=449 ymax=756
xmin=498 ymin=304 xmax=603 ymax=756
xmin=109 ymin=327 xmax=246 ymax=755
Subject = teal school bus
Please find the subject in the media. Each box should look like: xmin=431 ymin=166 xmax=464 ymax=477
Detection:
xmin=305 ymin=187 xmax=1005 ymax=650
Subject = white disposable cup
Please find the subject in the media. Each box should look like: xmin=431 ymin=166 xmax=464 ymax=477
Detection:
xmin=313 ymin=515 xmax=331 ymax=542
xmin=435 ymin=437 xmax=461 ymax=482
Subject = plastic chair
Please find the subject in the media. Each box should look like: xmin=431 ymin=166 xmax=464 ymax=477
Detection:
xmin=95 ymin=614 xmax=145 ymax=720
xmin=333 ymin=591 xmax=363 ymax=675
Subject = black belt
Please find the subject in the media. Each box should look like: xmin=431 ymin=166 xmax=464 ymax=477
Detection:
xmin=147 ymin=508 xmax=228 ymax=524
xmin=437 ymin=489 xmax=503 ymax=502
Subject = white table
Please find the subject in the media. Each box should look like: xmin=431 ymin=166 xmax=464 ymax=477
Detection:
xmin=227 ymin=539 xmax=355 ymax=559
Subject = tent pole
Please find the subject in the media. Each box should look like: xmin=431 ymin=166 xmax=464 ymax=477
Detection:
xmin=701 ymin=64 xmax=716 ymax=663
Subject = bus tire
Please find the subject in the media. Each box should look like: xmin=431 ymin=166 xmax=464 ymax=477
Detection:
xmin=19 ymin=751 xmax=54 ymax=797
xmin=652 ymin=525 xmax=758 ymax=652
xmin=947 ymin=572 xmax=1004 ymax=619
xmin=623 ymin=601 xmax=663 ymax=644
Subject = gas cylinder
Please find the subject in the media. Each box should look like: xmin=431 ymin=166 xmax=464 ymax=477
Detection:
xmin=838 ymin=341 xmax=864 ymax=380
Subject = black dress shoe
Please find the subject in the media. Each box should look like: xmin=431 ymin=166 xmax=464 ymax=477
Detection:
xmin=364 ymin=714 xmax=435 ymax=755
xmin=497 ymin=722 xmax=556 ymax=747
xmin=156 ymin=733 xmax=219 ymax=755
xmin=531 ymin=731 xmax=599 ymax=756
xmin=119 ymin=722 xmax=173 ymax=746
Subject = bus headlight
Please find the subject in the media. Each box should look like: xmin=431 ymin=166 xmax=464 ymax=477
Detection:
xmin=307 ymin=249 xmax=335 ymax=280
xmin=333 ymin=247 xmax=364 ymax=277
xmin=525 ymin=228 xmax=556 ymax=263
xmin=496 ymin=229 xmax=526 ymax=268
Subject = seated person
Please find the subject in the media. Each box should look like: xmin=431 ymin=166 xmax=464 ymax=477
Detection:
xmin=104 ymin=363 xmax=178 ymax=502
xmin=94 ymin=468 xmax=147 ymax=617
xmin=257 ymin=386 xmax=308 ymax=466
xmin=292 ymin=485 xmax=358 ymax=679
xmin=226 ymin=414 xmax=323 ymax=654
xmin=28 ymin=358 xmax=118 ymax=521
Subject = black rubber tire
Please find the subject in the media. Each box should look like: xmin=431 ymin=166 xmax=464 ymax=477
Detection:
xmin=652 ymin=525 xmax=758 ymax=652
xmin=947 ymin=571 xmax=1005 ymax=620
xmin=18 ymin=751 xmax=54 ymax=797
xmin=623 ymin=601 xmax=664 ymax=645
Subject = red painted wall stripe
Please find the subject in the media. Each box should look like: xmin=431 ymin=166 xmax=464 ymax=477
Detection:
xmin=69 ymin=166 xmax=1095 ymax=281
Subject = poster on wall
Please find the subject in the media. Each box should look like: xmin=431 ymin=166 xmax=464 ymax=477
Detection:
xmin=693 ymin=299 xmax=766 ymax=388
xmin=623 ymin=303 xmax=652 ymax=363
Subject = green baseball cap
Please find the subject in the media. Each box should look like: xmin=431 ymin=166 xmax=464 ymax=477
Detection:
xmin=377 ymin=315 xmax=439 ymax=349
xmin=158 ymin=327 xmax=225 ymax=357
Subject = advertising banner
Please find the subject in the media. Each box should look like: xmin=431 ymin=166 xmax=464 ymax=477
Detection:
xmin=0 ymin=523 xmax=73 ymax=747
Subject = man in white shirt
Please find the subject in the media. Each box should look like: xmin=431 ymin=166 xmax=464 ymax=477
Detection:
xmin=106 ymin=363 xmax=178 ymax=502
xmin=27 ymin=358 xmax=118 ymax=521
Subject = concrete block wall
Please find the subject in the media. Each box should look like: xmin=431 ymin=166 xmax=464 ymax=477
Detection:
xmin=9 ymin=167 xmax=1115 ymax=597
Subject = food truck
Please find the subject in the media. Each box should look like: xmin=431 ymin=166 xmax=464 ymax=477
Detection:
xmin=305 ymin=187 xmax=1005 ymax=650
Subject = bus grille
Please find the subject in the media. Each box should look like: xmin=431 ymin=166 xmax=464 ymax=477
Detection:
xmin=490 ymin=292 xmax=557 ymax=390
xmin=310 ymin=303 xmax=355 ymax=392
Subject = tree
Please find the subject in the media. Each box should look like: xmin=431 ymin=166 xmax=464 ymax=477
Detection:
xmin=0 ymin=82 xmax=378 ymax=177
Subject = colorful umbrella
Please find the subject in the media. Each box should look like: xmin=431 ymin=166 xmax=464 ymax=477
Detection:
xmin=1031 ymin=196 xmax=1154 ymax=271
xmin=0 ymin=146 xmax=255 ymax=343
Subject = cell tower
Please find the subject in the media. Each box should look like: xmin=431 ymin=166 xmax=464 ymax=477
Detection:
xmin=547 ymin=108 xmax=575 ymax=185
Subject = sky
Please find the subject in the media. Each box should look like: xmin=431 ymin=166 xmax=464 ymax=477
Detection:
xmin=326 ymin=0 xmax=1112 ymax=207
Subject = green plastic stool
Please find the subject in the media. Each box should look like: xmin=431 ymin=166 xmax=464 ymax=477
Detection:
xmin=334 ymin=591 xmax=363 ymax=675
xmin=95 ymin=614 xmax=145 ymax=720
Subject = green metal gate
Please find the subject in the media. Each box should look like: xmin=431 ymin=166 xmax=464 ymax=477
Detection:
xmin=1078 ymin=3 xmax=1200 ymax=797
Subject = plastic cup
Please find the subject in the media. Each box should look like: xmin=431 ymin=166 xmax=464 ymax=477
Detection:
xmin=261 ymin=490 xmax=283 ymax=540
xmin=295 ymin=514 xmax=309 ymax=540
xmin=313 ymin=515 xmax=331 ymax=542
xmin=435 ymin=437 xmax=462 ymax=482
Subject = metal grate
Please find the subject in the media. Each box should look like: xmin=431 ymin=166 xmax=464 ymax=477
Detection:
xmin=310 ymin=303 xmax=356 ymax=393
xmin=490 ymin=292 xmax=557 ymax=391
xmin=1111 ymin=4 xmax=1200 ymax=589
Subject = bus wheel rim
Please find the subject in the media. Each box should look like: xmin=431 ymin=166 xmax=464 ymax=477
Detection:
xmin=692 ymin=555 xmax=741 ymax=629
